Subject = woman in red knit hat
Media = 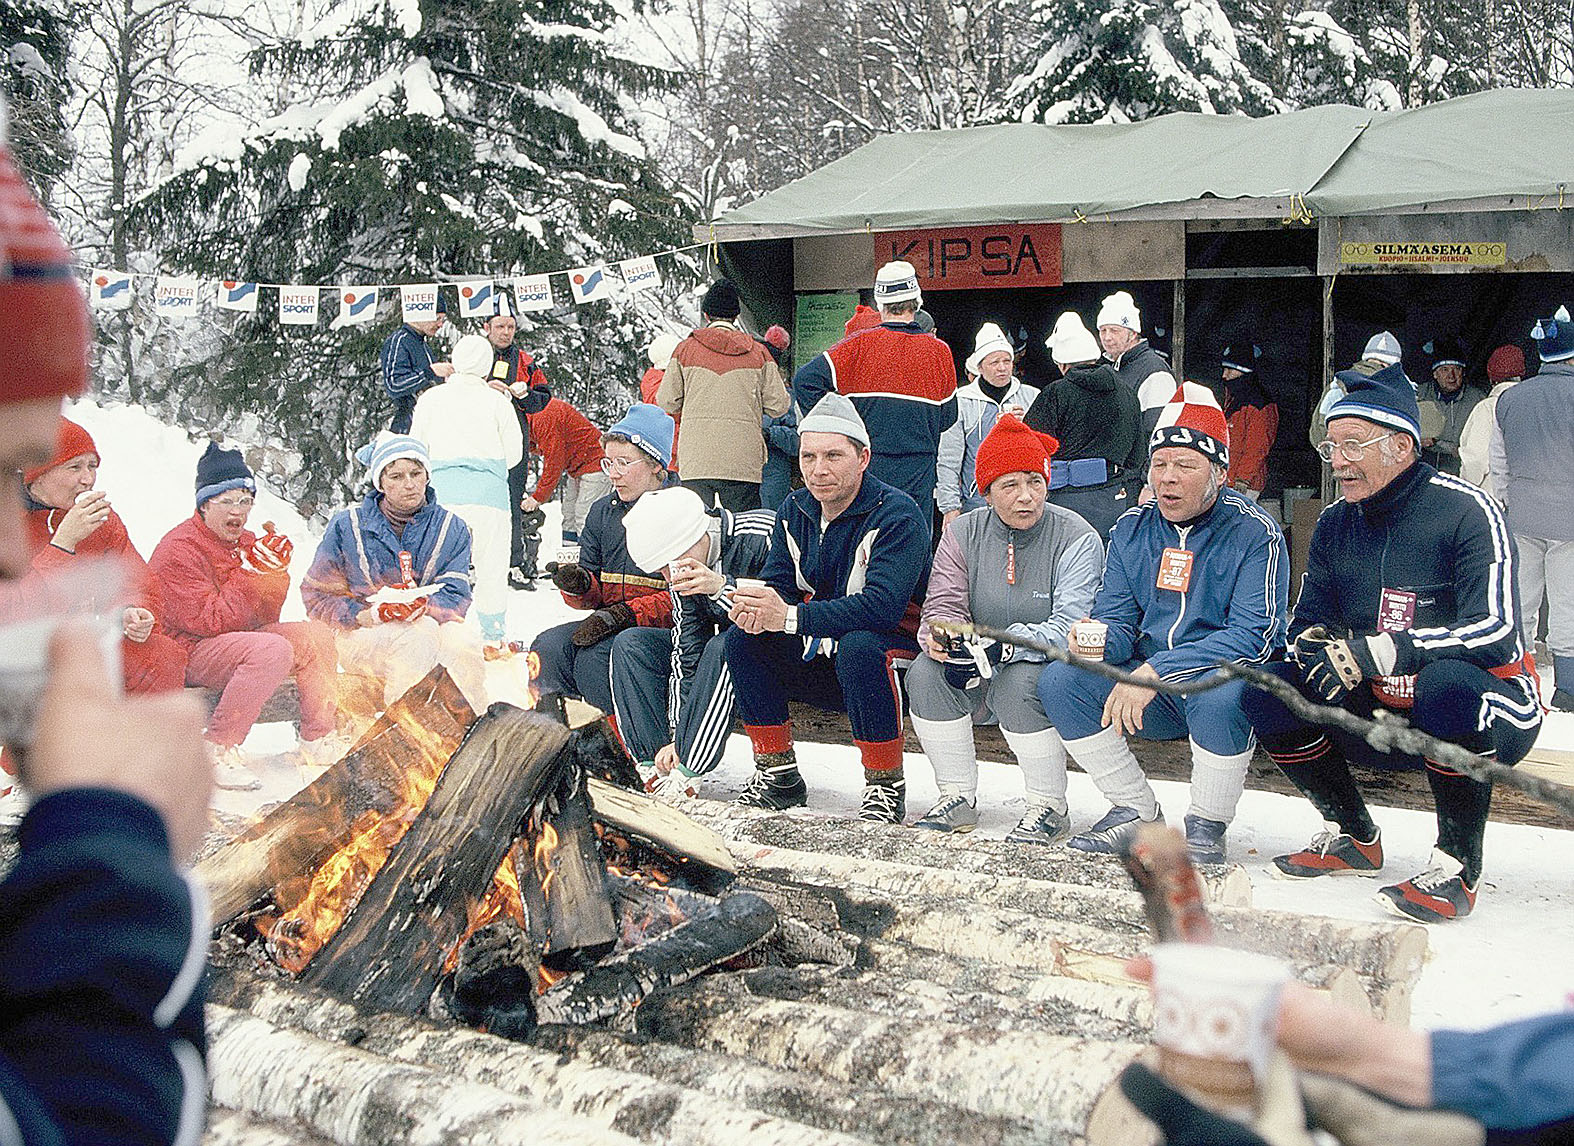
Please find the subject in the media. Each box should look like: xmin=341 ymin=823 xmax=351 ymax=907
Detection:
xmin=18 ymin=417 xmax=188 ymax=694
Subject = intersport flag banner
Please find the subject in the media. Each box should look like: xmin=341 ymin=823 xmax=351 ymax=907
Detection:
xmin=154 ymin=277 xmax=199 ymax=320
xmin=456 ymin=280 xmax=494 ymax=318
xmin=90 ymin=269 xmax=133 ymax=310
xmin=338 ymin=286 xmax=379 ymax=326
xmin=279 ymin=285 xmax=320 ymax=325
xmin=216 ymin=280 xmax=259 ymax=313
xmin=568 ymin=266 xmax=611 ymax=304
xmin=401 ymin=283 xmax=439 ymax=323
xmin=619 ymin=256 xmax=661 ymax=293
xmin=513 ymin=275 xmax=552 ymax=312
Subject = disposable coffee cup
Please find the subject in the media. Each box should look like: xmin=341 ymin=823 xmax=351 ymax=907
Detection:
xmin=0 ymin=614 xmax=123 ymax=751
xmin=1150 ymin=942 xmax=1290 ymax=1115
xmin=734 ymin=578 xmax=767 ymax=592
xmin=1071 ymin=620 xmax=1108 ymax=661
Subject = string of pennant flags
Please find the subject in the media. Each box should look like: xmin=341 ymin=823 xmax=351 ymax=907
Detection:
xmin=80 ymin=241 xmax=709 ymax=326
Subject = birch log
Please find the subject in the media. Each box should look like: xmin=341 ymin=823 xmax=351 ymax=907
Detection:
xmin=679 ymin=801 xmax=1252 ymax=904
xmin=208 ymin=977 xmax=869 ymax=1146
xmin=203 ymin=1108 xmax=336 ymax=1146
xmin=633 ymin=970 xmax=1144 ymax=1136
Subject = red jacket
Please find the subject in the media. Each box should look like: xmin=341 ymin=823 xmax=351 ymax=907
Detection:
xmin=8 ymin=504 xmax=160 ymax=620
xmin=1226 ymin=403 xmax=1279 ymax=493
xmin=640 ymin=366 xmax=680 ymax=471
xmin=525 ymin=399 xmax=605 ymax=503
xmin=147 ymin=514 xmax=290 ymax=652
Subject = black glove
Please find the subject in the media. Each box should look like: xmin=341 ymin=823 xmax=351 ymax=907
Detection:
xmin=1302 ymin=633 xmax=1394 ymax=703
xmin=941 ymin=635 xmax=1001 ymax=691
xmin=520 ymin=507 xmax=546 ymax=535
xmin=1119 ymin=1063 xmax=1276 ymax=1146
xmin=572 ymin=602 xmax=636 ymax=648
xmin=545 ymin=561 xmax=593 ymax=596
xmin=1289 ymin=624 xmax=1338 ymax=668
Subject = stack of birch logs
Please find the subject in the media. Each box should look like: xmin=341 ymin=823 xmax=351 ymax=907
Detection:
xmin=202 ymin=795 xmax=1428 ymax=1146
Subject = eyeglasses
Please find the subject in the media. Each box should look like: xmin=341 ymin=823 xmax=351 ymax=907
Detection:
xmin=209 ymin=495 xmax=255 ymax=509
xmin=1315 ymin=432 xmax=1395 ymax=463
xmin=600 ymin=456 xmax=645 ymax=475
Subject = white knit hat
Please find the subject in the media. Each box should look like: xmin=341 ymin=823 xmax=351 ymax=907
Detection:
xmin=874 ymin=260 xmax=922 ymax=307
xmin=1046 ymin=312 xmax=1100 ymax=365
xmin=1362 ymin=331 xmax=1403 ymax=366
xmin=451 ymin=333 xmax=494 ymax=377
xmin=1096 ymin=290 xmax=1141 ymax=333
xmin=623 ymin=486 xmax=711 ymax=573
xmin=965 ymin=322 xmax=1014 ymax=376
xmin=356 ymin=431 xmax=430 ymax=489
xmin=799 ymin=392 xmax=870 ymax=447
xmin=647 ymin=332 xmax=682 ymax=369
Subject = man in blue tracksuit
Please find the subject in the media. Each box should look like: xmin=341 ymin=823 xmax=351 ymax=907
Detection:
xmin=379 ymin=298 xmax=453 ymax=433
xmin=300 ymin=431 xmax=486 ymax=712
xmin=1038 ymin=383 xmax=1289 ymax=863
xmin=1246 ymin=363 xmax=1539 ymax=925
xmin=611 ymin=487 xmax=775 ymax=798
xmin=725 ymin=394 xmax=931 ymax=823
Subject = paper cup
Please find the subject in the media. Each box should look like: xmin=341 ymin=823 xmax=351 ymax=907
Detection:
xmin=1150 ymin=942 xmax=1289 ymax=1113
xmin=734 ymin=578 xmax=767 ymax=592
xmin=1071 ymin=620 xmax=1108 ymax=661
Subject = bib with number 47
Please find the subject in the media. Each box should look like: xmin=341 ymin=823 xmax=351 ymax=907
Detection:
xmin=1156 ymin=547 xmax=1194 ymax=593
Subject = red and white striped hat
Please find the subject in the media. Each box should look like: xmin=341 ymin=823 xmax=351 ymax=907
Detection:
xmin=1149 ymin=383 xmax=1230 ymax=468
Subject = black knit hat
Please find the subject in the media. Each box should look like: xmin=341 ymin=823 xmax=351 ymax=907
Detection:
xmin=701 ymin=278 xmax=741 ymax=320
xmin=195 ymin=441 xmax=255 ymax=507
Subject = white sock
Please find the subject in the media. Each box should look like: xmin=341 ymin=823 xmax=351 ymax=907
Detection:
xmin=1188 ymin=738 xmax=1254 ymax=824
xmin=1063 ymin=726 xmax=1159 ymax=820
xmin=910 ymin=713 xmax=978 ymax=801
xmin=1003 ymin=727 xmax=1068 ymax=815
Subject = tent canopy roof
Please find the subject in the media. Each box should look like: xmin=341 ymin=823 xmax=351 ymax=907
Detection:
xmin=709 ymin=89 xmax=1574 ymax=239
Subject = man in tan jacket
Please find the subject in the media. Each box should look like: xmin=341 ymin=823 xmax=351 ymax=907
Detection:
xmin=657 ymin=279 xmax=791 ymax=513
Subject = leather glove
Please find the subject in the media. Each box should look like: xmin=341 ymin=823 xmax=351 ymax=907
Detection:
xmin=941 ymin=635 xmax=1000 ymax=690
xmin=1288 ymin=624 xmax=1338 ymax=668
xmin=1298 ymin=1073 xmax=1483 ymax=1146
xmin=572 ymin=602 xmax=636 ymax=648
xmin=1302 ymin=633 xmax=1396 ymax=702
xmin=545 ymin=561 xmax=594 ymax=596
xmin=1119 ymin=1058 xmax=1314 ymax=1146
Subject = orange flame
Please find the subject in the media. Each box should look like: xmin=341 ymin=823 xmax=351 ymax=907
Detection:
xmin=441 ymin=854 xmax=528 ymax=974
xmin=261 ymin=717 xmax=454 ymax=974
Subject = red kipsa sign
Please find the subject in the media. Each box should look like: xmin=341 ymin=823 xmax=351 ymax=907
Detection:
xmin=879 ymin=223 xmax=1063 ymax=290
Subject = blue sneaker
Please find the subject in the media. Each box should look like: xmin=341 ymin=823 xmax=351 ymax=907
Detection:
xmin=1183 ymin=813 xmax=1228 ymax=865
xmin=1067 ymin=805 xmax=1161 ymax=854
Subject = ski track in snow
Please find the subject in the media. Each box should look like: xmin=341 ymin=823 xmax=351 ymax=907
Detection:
xmin=75 ymin=398 xmax=1574 ymax=1037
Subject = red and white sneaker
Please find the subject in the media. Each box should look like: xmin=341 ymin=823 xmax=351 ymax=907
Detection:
xmin=1376 ymin=849 xmax=1477 ymax=923
xmin=1271 ymin=822 xmax=1383 ymax=878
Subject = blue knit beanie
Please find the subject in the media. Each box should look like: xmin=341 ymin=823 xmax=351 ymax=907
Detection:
xmin=1326 ymin=362 xmax=1422 ymax=446
xmin=355 ymin=431 xmax=429 ymax=489
xmin=605 ymin=403 xmax=675 ymax=469
xmin=195 ymin=441 xmax=255 ymax=507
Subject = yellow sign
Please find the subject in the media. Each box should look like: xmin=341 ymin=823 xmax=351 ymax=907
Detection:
xmin=1340 ymin=241 xmax=1506 ymax=266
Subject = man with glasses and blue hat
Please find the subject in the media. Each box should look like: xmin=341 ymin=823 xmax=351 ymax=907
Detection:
xmin=1243 ymin=362 xmax=1540 ymax=924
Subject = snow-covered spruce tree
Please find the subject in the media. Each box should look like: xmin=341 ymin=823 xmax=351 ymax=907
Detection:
xmin=2 ymin=0 xmax=73 ymax=200
xmin=1007 ymin=0 xmax=1277 ymax=123
xmin=131 ymin=0 xmax=689 ymax=513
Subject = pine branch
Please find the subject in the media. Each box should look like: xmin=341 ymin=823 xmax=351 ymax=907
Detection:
xmin=929 ymin=620 xmax=1574 ymax=820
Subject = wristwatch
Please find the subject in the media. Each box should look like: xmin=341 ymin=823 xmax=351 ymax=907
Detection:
xmin=783 ymin=606 xmax=799 ymax=635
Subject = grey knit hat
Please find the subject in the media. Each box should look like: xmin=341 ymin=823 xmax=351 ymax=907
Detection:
xmin=799 ymin=393 xmax=869 ymax=448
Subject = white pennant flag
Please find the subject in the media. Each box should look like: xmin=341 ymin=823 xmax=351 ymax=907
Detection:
xmin=513 ymin=275 xmax=553 ymax=313
xmin=620 ymin=256 xmax=661 ymax=293
xmin=89 ymin=269 xmax=133 ymax=311
xmin=279 ymin=285 xmax=320 ymax=325
xmin=401 ymin=283 xmax=439 ymax=323
xmin=568 ymin=266 xmax=611 ymax=305
xmin=154 ymin=277 xmax=199 ymax=320
xmin=456 ymin=280 xmax=495 ymax=319
xmin=337 ymin=286 xmax=379 ymax=326
xmin=215 ymin=280 xmax=259 ymax=313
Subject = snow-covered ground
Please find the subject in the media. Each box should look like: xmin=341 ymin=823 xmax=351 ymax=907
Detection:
xmin=72 ymin=397 xmax=1574 ymax=1038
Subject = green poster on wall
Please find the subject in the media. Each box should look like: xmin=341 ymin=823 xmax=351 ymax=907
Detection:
xmin=794 ymin=293 xmax=859 ymax=369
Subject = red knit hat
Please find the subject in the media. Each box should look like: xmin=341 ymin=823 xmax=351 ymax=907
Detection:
xmin=763 ymin=324 xmax=790 ymax=351
xmin=974 ymin=415 xmax=1059 ymax=494
xmin=23 ymin=417 xmax=97 ymax=485
xmin=1149 ymin=383 xmax=1230 ymax=467
xmin=843 ymin=304 xmax=882 ymax=337
xmin=0 ymin=135 xmax=91 ymax=406
xmin=1487 ymin=344 xmax=1525 ymax=385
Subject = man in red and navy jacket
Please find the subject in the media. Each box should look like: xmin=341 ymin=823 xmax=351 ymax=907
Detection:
xmin=793 ymin=261 xmax=957 ymax=539
xmin=481 ymin=304 xmax=552 ymax=580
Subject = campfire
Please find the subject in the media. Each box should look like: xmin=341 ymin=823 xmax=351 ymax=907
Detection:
xmin=198 ymin=667 xmax=776 ymax=1032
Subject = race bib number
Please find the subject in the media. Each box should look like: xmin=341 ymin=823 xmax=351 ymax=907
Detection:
xmin=1378 ymin=588 xmax=1417 ymax=634
xmin=1156 ymin=548 xmax=1194 ymax=593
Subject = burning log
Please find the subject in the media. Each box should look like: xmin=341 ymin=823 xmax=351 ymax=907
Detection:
xmin=206 ymin=1005 xmax=641 ymax=1145
xmin=536 ymin=1025 xmax=1055 ymax=1146
xmin=515 ymin=776 xmax=619 ymax=968
xmin=207 ymin=975 xmax=869 ymax=1146
xmin=535 ymin=887 xmax=779 ymax=1027
xmin=738 ymin=845 xmax=1427 ymax=988
xmin=303 ymin=705 xmax=574 ymax=1011
xmin=679 ymin=801 xmax=1251 ymax=904
xmin=632 ymin=971 xmax=1147 ymax=1141
xmin=196 ymin=667 xmax=475 ymax=927
xmin=586 ymin=777 xmax=736 ymax=877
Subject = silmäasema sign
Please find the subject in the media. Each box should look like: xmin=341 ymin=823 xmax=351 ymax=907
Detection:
xmin=1340 ymin=241 xmax=1506 ymax=267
